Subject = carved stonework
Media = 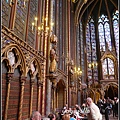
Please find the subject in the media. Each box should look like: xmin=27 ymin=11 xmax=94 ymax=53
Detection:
xmin=8 ymin=51 xmax=16 ymax=66
xmin=49 ymin=34 xmax=58 ymax=73
xmin=48 ymin=73 xmax=58 ymax=87
xmin=6 ymin=73 xmax=13 ymax=83
xmin=2 ymin=25 xmax=45 ymax=62
xmin=101 ymin=47 xmax=117 ymax=61
xmin=20 ymin=76 xmax=26 ymax=85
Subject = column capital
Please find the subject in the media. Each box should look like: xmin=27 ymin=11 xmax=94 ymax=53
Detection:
xmin=31 ymin=78 xmax=35 ymax=85
xmin=6 ymin=72 xmax=13 ymax=83
xmin=38 ymin=80 xmax=43 ymax=86
xmin=20 ymin=76 xmax=27 ymax=85
xmin=52 ymin=82 xmax=57 ymax=89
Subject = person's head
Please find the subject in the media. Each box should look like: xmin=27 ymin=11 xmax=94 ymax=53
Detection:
xmin=31 ymin=111 xmax=41 ymax=120
xmin=70 ymin=113 xmax=74 ymax=117
xmin=48 ymin=113 xmax=56 ymax=120
xmin=62 ymin=114 xmax=70 ymax=120
xmin=86 ymin=97 xmax=93 ymax=106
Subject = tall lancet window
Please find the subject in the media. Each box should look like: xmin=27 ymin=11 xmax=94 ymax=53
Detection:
xmin=86 ymin=18 xmax=98 ymax=84
xmin=28 ymin=0 xmax=38 ymax=47
xmin=113 ymin=10 xmax=119 ymax=59
xmin=14 ymin=0 xmax=28 ymax=40
xmin=98 ymin=15 xmax=112 ymax=51
xmin=79 ymin=22 xmax=84 ymax=81
xmin=102 ymin=58 xmax=115 ymax=79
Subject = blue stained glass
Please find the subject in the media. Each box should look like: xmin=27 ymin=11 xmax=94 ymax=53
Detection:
xmin=113 ymin=10 xmax=119 ymax=60
xmin=86 ymin=18 xmax=98 ymax=82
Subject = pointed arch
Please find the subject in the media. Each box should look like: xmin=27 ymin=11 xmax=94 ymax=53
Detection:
xmin=2 ymin=43 xmax=26 ymax=76
xmin=103 ymin=82 xmax=118 ymax=91
xmin=27 ymin=57 xmax=43 ymax=80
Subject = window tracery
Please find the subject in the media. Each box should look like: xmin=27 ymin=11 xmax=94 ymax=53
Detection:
xmin=86 ymin=18 xmax=98 ymax=83
xmin=98 ymin=11 xmax=119 ymax=80
xmin=113 ymin=10 xmax=119 ymax=59
xmin=102 ymin=58 xmax=114 ymax=79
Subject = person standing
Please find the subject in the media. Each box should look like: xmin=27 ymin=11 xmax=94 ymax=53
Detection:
xmin=86 ymin=97 xmax=102 ymax=120
xmin=70 ymin=113 xmax=76 ymax=120
xmin=114 ymin=97 xmax=118 ymax=117
xmin=101 ymin=98 xmax=110 ymax=120
xmin=31 ymin=111 xmax=41 ymax=120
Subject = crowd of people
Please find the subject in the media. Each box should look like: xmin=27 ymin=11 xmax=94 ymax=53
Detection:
xmin=30 ymin=97 xmax=119 ymax=120
xmin=97 ymin=97 xmax=119 ymax=120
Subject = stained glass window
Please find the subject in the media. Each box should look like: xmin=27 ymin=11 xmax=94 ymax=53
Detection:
xmin=14 ymin=0 xmax=28 ymax=40
xmin=98 ymin=12 xmax=118 ymax=79
xmin=80 ymin=22 xmax=84 ymax=81
xmin=2 ymin=0 xmax=11 ymax=27
xmin=98 ymin=15 xmax=112 ymax=51
xmin=28 ymin=0 xmax=38 ymax=47
xmin=113 ymin=10 xmax=119 ymax=59
xmin=102 ymin=58 xmax=114 ymax=79
xmin=86 ymin=18 xmax=98 ymax=84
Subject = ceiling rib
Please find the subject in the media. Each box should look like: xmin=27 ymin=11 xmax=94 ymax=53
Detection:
xmin=97 ymin=0 xmax=103 ymax=18
xmin=78 ymin=0 xmax=94 ymax=22
xmin=109 ymin=0 xmax=118 ymax=9
xmin=85 ymin=0 xmax=99 ymax=25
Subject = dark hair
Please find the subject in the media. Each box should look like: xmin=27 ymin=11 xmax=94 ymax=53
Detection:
xmin=48 ymin=113 xmax=55 ymax=120
xmin=70 ymin=113 xmax=74 ymax=117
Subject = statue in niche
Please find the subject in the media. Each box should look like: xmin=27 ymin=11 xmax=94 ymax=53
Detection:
xmin=49 ymin=35 xmax=58 ymax=74
xmin=8 ymin=51 xmax=16 ymax=66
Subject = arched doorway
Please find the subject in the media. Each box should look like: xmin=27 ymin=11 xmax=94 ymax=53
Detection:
xmin=56 ymin=80 xmax=66 ymax=110
xmin=104 ymin=84 xmax=118 ymax=99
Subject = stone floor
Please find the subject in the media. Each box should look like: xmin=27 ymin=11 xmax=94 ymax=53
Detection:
xmin=102 ymin=114 xmax=118 ymax=120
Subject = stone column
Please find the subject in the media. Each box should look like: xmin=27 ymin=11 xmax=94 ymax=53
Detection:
xmin=30 ymin=79 xmax=34 ymax=117
xmin=37 ymin=80 xmax=43 ymax=112
xmin=56 ymin=88 xmax=58 ymax=109
xmin=64 ymin=88 xmax=67 ymax=106
xmin=46 ymin=80 xmax=51 ymax=115
xmin=18 ymin=76 xmax=26 ymax=120
xmin=49 ymin=74 xmax=57 ymax=112
xmin=4 ymin=73 xmax=13 ymax=120
xmin=9 ymin=0 xmax=17 ymax=30
xmin=78 ymin=79 xmax=82 ymax=106
xmin=52 ymin=83 xmax=56 ymax=112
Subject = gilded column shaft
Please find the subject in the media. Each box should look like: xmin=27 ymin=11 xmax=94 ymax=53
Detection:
xmin=4 ymin=73 xmax=13 ymax=120
xmin=30 ymin=81 xmax=34 ymax=117
xmin=51 ymin=86 xmax=54 ymax=110
xmin=42 ymin=0 xmax=50 ymax=116
xmin=53 ymin=87 xmax=56 ymax=112
xmin=37 ymin=82 xmax=42 ymax=111
xmin=18 ymin=77 xmax=26 ymax=120
xmin=56 ymin=89 xmax=58 ymax=108
xmin=37 ymin=86 xmax=40 ymax=111
xmin=64 ymin=88 xmax=67 ymax=105
xmin=42 ymin=61 xmax=46 ymax=115
xmin=9 ymin=0 xmax=17 ymax=30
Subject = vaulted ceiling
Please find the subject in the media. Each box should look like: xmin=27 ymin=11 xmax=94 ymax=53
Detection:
xmin=74 ymin=0 xmax=118 ymax=24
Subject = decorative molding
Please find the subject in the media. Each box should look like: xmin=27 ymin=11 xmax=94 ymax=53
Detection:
xmin=2 ymin=25 xmax=44 ymax=79
xmin=2 ymin=25 xmax=45 ymax=61
xmin=100 ymin=48 xmax=117 ymax=61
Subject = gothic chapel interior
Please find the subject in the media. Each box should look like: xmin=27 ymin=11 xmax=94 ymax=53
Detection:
xmin=2 ymin=0 xmax=119 ymax=119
